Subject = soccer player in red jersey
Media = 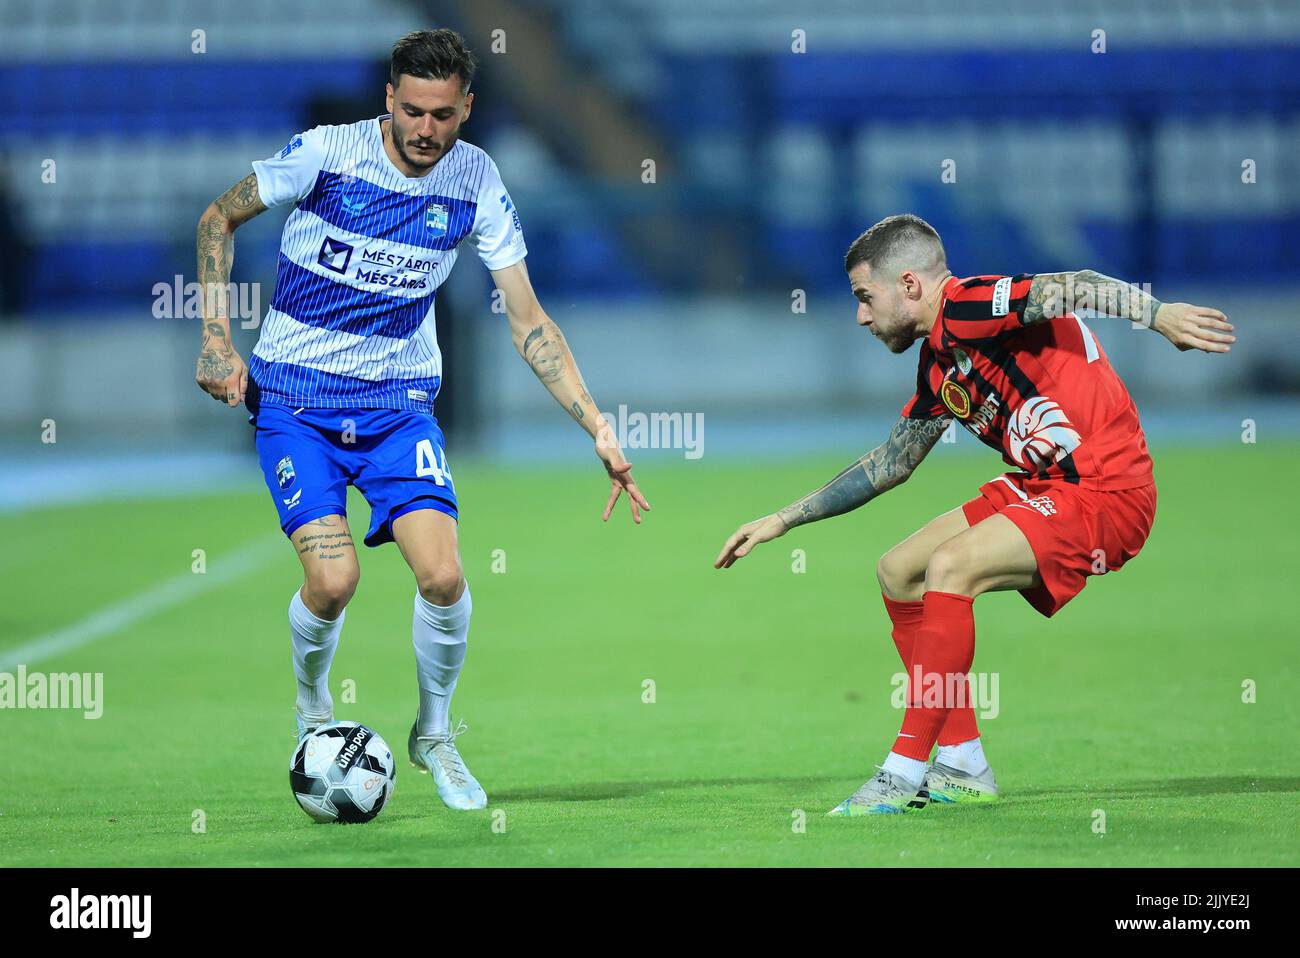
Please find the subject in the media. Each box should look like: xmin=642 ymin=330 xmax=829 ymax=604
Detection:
xmin=714 ymin=214 xmax=1234 ymax=815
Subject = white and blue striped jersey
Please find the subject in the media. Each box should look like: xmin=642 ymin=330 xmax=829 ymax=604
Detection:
xmin=247 ymin=116 xmax=527 ymax=411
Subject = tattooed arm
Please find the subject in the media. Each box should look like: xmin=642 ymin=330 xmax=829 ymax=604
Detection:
xmin=1021 ymin=270 xmax=1234 ymax=353
xmin=715 ymin=415 xmax=950 ymax=569
xmin=490 ymin=259 xmax=651 ymax=523
xmin=195 ymin=172 xmax=267 ymax=406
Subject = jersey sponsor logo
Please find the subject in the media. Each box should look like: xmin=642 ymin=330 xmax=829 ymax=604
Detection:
xmin=318 ymin=236 xmax=354 ymax=274
xmin=426 ymin=202 xmax=450 ymax=238
xmin=352 ymin=246 xmax=435 ymax=290
xmin=275 ymin=455 xmax=296 ymax=490
xmin=282 ymin=489 xmax=303 ymax=509
xmin=1009 ymin=494 xmax=1057 ymax=517
xmin=352 ymin=268 xmax=428 ymax=290
xmin=964 ymin=393 xmax=1000 ymax=436
xmin=940 ymin=379 xmax=972 ymax=419
xmin=279 ymin=134 xmax=303 ymax=159
xmin=406 ymin=389 xmax=428 ymax=402
xmin=1006 ymin=396 xmax=1082 ymax=471
xmin=500 ymin=193 xmax=522 ymax=232
xmin=992 ymin=276 xmax=1012 ymax=317
xmin=358 ymin=247 xmax=435 ymax=272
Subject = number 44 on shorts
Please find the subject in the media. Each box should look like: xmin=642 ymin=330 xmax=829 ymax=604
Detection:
xmin=415 ymin=439 xmax=452 ymax=487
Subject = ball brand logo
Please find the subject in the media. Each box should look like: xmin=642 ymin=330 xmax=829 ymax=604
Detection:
xmin=335 ymin=726 xmax=371 ymax=772
xmin=940 ymin=380 xmax=972 ymax=419
xmin=1007 ymin=396 xmax=1082 ymax=470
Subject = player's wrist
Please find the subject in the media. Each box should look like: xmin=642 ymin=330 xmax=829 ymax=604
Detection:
xmin=593 ymin=417 xmax=619 ymax=453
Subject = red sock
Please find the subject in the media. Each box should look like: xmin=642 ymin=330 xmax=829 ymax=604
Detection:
xmin=882 ymin=594 xmax=924 ymax=666
xmin=882 ymin=594 xmax=980 ymax=747
xmin=893 ymin=591 xmax=976 ymax=761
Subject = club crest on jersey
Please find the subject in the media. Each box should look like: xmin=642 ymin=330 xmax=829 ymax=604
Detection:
xmin=275 ymin=456 xmax=296 ymax=491
xmin=940 ymin=380 xmax=972 ymax=419
xmin=279 ymin=134 xmax=303 ymax=159
xmin=426 ymin=202 xmax=449 ymax=238
xmin=953 ymin=347 xmax=973 ymax=376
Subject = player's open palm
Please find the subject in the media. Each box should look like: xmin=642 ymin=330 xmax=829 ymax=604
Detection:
xmin=1153 ymin=303 xmax=1234 ymax=354
xmin=715 ymin=514 xmax=788 ymax=569
xmin=196 ymin=344 xmax=249 ymax=407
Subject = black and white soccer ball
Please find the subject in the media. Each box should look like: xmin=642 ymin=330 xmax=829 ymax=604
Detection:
xmin=290 ymin=722 xmax=396 ymax=824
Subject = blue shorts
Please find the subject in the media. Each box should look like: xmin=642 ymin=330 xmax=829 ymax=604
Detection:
xmin=250 ymin=405 xmax=458 ymax=547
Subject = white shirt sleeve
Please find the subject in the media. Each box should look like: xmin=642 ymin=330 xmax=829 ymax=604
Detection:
xmin=251 ymin=128 xmax=327 ymax=208
xmin=470 ymin=160 xmax=528 ymax=271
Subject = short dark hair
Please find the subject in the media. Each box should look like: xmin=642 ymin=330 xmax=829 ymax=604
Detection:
xmin=390 ymin=29 xmax=478 ymax=92
xmin=844 ymin=213 xmax=947 ymax=276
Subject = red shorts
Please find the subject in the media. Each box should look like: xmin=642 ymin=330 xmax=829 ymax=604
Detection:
xmin=961 ymin=473 xmax=1157 ymax=618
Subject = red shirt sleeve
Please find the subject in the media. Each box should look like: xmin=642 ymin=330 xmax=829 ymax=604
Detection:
xmin=940 ymin=274 xmax=1036 ymax=341
xmin=900 ymin=341 xmax=947 ymax=419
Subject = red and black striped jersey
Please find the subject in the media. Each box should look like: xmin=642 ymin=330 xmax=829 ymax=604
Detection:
xmin=901 ymin=275 xmax=1153 ymax=490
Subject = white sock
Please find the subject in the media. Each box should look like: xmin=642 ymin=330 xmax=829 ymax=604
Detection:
xmin=289 ymin=590 xmax=343 ymax=717
xmin=881 ymin=751 xmax=928 ymax=788
xmin=936 ymin=737 xmax=990 ymax=775
xmin=412 ymin=585 xmax=471 ymax=737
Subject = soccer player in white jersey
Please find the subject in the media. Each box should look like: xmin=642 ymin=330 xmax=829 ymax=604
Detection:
xmin=194 ymin=29 xmax=650 ymax=811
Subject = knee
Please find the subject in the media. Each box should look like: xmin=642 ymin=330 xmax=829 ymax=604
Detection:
xmin=924 ymin=540 xmax=976 ymax=597
xmin=304 ymin=566 xmax=359 ymax=620
xmin=877 ymin=547 xmax=921 ymax=600
xmin=416 ymin=559 xmax=464 ymax=606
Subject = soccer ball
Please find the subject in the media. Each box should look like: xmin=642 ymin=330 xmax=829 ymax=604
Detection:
xmin=290 ymin=721 xmax=396 ymax=824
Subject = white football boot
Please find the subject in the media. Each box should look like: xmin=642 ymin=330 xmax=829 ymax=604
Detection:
xmin=827 ymin=767 xmax=929 ymax=816
xmin=407 ymin=719 xmax=488 ymax=810
xmin=923 ymin=761 xmax=1000 ymax=804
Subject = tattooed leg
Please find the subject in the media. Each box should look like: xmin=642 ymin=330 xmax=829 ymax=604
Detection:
xmin=291 ymin=515 xmax=359 ymax=619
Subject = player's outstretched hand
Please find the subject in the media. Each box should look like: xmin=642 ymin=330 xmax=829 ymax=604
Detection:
xmin=1152 ymin=303 xmax=1235 ymax=354
xmin=196 ymin=345 xmax=249 ymax=407
xmin=715 ymin=514 xmax=788 ymax=569
xmin=595 ymin=440 xmax=651 ymax=524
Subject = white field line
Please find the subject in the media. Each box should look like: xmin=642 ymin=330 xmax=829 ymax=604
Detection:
xmin=0 ymin=535 xmax=285 ymax=672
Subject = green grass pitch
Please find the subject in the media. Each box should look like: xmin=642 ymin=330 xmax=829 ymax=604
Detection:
xmin=2 ymin=443 xmax=1297 ymax=867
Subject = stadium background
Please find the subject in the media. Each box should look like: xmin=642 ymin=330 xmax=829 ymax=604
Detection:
xmin=1 ymin=0 xmax=1298 ymax=867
